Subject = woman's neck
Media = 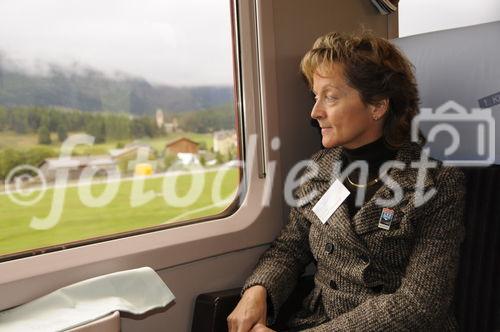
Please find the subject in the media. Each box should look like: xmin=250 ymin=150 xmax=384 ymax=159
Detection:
xmin=342 ymin=136 xmax=397 ymax=171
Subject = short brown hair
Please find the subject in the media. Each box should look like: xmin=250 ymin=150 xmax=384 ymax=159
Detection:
xmin=300 ymin=31 xmax=421 ymax=148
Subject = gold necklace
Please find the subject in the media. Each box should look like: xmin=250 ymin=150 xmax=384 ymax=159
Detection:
xmin=346 ymin=171 xmax=387 ymax=188
xmin=347 ymin=175 xmax=379 ymax=188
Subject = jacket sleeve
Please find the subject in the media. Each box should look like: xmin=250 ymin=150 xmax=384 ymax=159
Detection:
xmin=240 ymin=207 xmax=314 ymax=326
xmin=301 ymin=166 xmax=466 ymax=331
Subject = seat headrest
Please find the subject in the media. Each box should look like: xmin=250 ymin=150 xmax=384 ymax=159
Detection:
xmin=392 ymin=21 xmax=500 ymax=165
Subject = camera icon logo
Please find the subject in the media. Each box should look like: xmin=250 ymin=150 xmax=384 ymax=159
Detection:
xmin=411 ymin=100 xmax=495 ymax=166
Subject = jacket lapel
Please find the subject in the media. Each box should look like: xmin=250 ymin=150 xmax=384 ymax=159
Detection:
xmin=297 ymin=140 xmax=435 ymax=253
xmin=350 ymin=140 xmax=435 ymax=236
xmin=297 ymin=146 xmax=367 ymax=253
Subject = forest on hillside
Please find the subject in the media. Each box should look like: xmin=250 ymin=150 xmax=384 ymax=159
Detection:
xmin=0 ymin=103 xmax=235 ymax=144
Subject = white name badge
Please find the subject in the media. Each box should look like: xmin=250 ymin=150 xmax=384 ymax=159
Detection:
xmin=312 ymin=179 xmax=350 ymax=224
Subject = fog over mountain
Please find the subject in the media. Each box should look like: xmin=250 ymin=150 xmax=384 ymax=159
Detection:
xmin=0 ymin=57 xmax=233 ymax=116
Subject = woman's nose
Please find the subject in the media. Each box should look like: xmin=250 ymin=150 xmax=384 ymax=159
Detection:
xmin=310 ymin=100 xmax=324 ymax=120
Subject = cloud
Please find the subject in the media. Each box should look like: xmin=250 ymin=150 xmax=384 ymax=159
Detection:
xmin=0 ymin=0 xmax=234 ymax=86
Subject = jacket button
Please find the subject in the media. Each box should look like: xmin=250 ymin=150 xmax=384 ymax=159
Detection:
xmin=329 ymin=280 xmax=338 ymax=290
xmin=370 ymin=284 xmax=383 ymax=294
xmin=325 ymin=242 xmax=334 ymax=254
xmin=358 ymin=254 xmax=370 ymax=264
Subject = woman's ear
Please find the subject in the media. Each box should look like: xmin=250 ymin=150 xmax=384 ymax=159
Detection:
xmin=370 ymin=98 xmax=389 ymax=121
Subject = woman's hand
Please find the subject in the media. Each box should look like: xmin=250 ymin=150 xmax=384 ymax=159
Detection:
xmin=250 ymin=323 xmax=276 ymax=332
xmin=227 ymin=285 xmax=268 ymax=332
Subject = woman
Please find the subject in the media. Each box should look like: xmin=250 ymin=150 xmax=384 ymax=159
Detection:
xmin=227 ymin=31 xmax=465 ymax=331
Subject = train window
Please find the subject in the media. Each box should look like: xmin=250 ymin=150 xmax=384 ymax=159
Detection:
xmin=0 ymin=0 xmax=242 ymax=260
xmin=399 ymin=0 xmax=500 ymax=37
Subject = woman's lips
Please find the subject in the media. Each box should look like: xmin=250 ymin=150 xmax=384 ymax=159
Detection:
xmin=321 ymin=127 xmax=332 ymax=135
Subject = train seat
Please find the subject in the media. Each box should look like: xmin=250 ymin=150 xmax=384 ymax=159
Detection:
xmin=191 ymin=20 xmax=500 ymax=332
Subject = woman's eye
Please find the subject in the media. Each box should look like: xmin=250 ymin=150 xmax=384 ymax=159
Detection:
xmin=313 ymin=94 xmax=337 ymax=103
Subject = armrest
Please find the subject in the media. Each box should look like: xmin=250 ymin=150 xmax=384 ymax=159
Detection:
xmin=191 ymin=275 xmax=315 ymax=332
xmin=191 ymin=288 xmax=242 ymax=332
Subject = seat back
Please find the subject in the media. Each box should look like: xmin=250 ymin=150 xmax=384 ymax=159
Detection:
xmin=393 ymin=21 xmax=500 ymax=331
xmin=458 ymin=166 xmax=500 ymax=331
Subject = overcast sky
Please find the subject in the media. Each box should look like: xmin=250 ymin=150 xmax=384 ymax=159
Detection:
xmin=2 ymin=1 xmax=499 ymax=86
xmin=399 ymin=0 xmax=500 ymax=37
xmin=0 ymin=0 xmax=233 ymax=86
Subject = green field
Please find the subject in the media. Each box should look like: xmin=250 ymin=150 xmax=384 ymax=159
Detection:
xmin=0 ymin=168 xmax=239 ymax=256
xmin=0 ymin=131 xmax=48 ymax=150
xmin=0 ymin=131 xmax=214 ymax=154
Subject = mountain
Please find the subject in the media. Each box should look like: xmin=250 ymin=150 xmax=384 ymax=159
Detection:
xmin=0 ymin=61 xmax=234 ymax=116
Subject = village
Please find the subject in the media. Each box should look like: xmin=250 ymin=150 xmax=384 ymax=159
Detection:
xmin=35 ymin=109 xmax=238 ymax=185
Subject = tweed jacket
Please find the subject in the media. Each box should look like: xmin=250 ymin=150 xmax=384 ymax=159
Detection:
xmin=241 ymin=140 xmax=466 ymax=331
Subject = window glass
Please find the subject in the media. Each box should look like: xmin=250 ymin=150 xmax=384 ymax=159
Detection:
xmin=399 ymin=0 xmax=500 ymax=37
xmin=0 ymin=0 xmax=241 ymax=258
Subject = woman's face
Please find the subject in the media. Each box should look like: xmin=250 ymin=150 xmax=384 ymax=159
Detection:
xmin=310 ymin=63 xmax=385 ymax=149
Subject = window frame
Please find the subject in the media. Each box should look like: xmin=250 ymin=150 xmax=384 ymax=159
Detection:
xmin=0 ymin=0 xmax=283 ymax=312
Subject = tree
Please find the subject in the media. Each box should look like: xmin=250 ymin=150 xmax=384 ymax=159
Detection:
xmin=226 ymin=149 xmax=235 ymax=162
xmin=27 ymin=108 xmax=41 ymax=131
xmin=163 ymin=152 xmax=178 ymax=170
xmin=95 ymin=124 xmax=106 ymax=144
xmin=12 ymin=109 xmax=29 ymax=134
xmin=130 ymin=118 xmax=145 ymax=138
xmin=177 ymin=105 xmax=235 ymax=133
xmin=24 ymin=147 xmax=56 ymax=168
xmin=130 ymin=116 xmax=159 ymax=139
xmin=0 ymin=149 xmax=25 ymax=180
xmin=38 ymin=126 xmax=52 ymax=145
xmin=105 ymin=114 xmax=131 ymax=140
xmin=47 ymin=109 xmax=61 ymax=132
xmin=0 ymin=106 xmax=6 ymax=131
xmin=215 ymin=151 xmax=224 ymax=164
xmin=85 ymin=116 xmax=106 ymax=143
xmin=0 ymin=147 xmax=55 ymax=180
xmin=199 ymin=155 xmax=206 ymax=167
xmin=57 ymin=123 xmax=68 ymax=142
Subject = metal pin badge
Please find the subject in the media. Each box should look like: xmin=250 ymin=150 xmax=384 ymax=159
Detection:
xmin=378 ymin=207 xmax=394 ymax=230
